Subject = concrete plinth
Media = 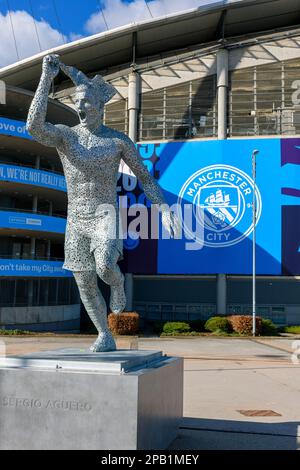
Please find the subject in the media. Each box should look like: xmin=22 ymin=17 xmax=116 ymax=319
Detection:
xmin=0 ymin=349 xmax=183 ymax=450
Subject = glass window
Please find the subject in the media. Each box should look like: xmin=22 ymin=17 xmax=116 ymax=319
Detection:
xmin=38 ymin=279 xmax=47 ymax=306
xmin=104 ymin=99 xmax=127 ymax=133
xmin=284 ymin=58 xmax=300 ymax=135
xmin=139 ymin=90 xmax=164 ymax=141
xmin=15 ymin=280 xmax=28 ymax=306
xmin=165 ymin=83 xmax=190 ymax=140
xmin=48 ymin=279 xmax=58 ymax=305
xmin=229 ymin=57 xmax=300 ymax=136
xmin=256 ymin=63 xmax=282 ymax=135
xmin=138 ymin=76 xmax=217 ymax=141
xmin=0 ymin=237 xmax=10 ymax=257
xmin=0 ymin=236 xmax=32 ymax=259
xmin=0 ymin=278 xmax=78 ymax=307
xmin=35 ymin=240 xmax=47 ymax=259
xmin=51 ymin=242 xmax=64 ymax=260
xmin=191 ymin=76 xmax=217 ymax=138
xmin=229 ymin=68 xmax=255 ymax=136
xmin=57 ymin=279 xmax=70 ymax=304
xmin=0 ymin=279 xmax=15 ymax=306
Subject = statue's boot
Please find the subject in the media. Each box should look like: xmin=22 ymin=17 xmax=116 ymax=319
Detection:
xmin=110 ymin=281 xmax=127 ymax=314
xmin=73 ymin=272 xmax=116 ymax=352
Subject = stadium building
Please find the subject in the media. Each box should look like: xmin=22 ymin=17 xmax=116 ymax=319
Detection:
xmin=1 ymin=0 xmax=300 ymax=328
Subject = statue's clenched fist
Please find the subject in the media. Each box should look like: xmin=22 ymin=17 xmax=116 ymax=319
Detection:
xmin=42 ymin=54 xmax=60 ymax=79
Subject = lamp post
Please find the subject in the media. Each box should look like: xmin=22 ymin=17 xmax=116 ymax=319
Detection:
xmin=252 ymin=149 xmax=259 ymax=336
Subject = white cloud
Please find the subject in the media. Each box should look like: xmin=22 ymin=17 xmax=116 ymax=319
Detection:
xmin=0 ymin=1 xmax=241 ymax=68
xmin=69 ymin=32 xmax=84 ymax=42
xmin=85 ymin=0 xmax=225 ymax=34
xmin=0 ymin=10 xmax=66 ymax=68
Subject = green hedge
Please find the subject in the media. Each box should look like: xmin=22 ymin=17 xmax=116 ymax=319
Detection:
xmin=162 ymin=322 xmax=191 ymax=335
xmin=261 ymin=319 xmax=278 ymax=336
xmin=0 ymin=329 xmax=32 ymax=336
xmin=152 ymin=320 xmax=205 ymax=334
xmin=205 ymin=316 xmax=232 ymax=333
xmin=150 ymin=316 xmax=279 ymax=337
xmin=282 ymin=325 xmax=300 ymax=334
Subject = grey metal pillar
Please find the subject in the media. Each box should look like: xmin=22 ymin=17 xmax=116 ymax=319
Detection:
xmin=46 ymin=240 xmax=51 ymax=260
xmin=125 ymin=273 xmax=134 ymax=311
xmin=126 ymin=70 xmax=140 ymax=310
xmin=44 ymin=240 xmax=51 ymax=307
xmin=216 ymin=48 xmax=229 ymax=314
xmin=216 ymin=274 xmax=227 ymax=315
xmin=32 ymin=195 xmax=38 ymax=213
xmin=28 ymin=238 xmax=36 ymax=307
xmin=35 ymin=155 xmax=40 ymax=170
xmin=128 ymin=70 xmax=140 ymax=141
xmin=30 ymin=238 xmax=36 ymax=259
xmin=217 ymin=48 xmax=228 ymax=140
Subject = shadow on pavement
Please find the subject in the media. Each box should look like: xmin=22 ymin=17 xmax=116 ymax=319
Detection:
xmin=169 ymin=417 xmax=300 ymax=450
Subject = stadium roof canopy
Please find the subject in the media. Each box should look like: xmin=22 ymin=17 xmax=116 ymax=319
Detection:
xmin=0 ymin=0 xmax=300 ymax=91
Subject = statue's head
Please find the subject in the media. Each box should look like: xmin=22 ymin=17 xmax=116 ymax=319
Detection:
xmin=72 ymin=73 xmax=117 ymax=129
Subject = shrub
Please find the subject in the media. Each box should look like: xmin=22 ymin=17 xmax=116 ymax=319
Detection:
xmin=149 ymin=320 xmax=204 ymax=335
xmin=205 ymin=316 xmax=232 ymax=333
xmin=108 ymin=312 xmax=139 ymax=335
xmin=282 ymin=325 xmax=300 ymax=334
xmin=261 ymin=319 xmax=278 ymax=336
xmin=162 ymin=322 xmax=191 ymax=335
xmin=0 ymin=329 xmax=32 ymax=336
xmin=228 ymin=315 xmax=262 ymax=335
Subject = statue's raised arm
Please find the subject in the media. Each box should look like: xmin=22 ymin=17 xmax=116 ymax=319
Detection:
xmin=26 ymin=54 xmax=68 ymax=148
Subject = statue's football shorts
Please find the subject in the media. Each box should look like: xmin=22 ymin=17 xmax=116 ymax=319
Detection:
xmin=63 ymin=209 xmax=123 ymax=272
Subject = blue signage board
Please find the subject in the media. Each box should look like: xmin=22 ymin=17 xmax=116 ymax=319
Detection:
xmin=0 ymin=211 xmax=66 ymax=234
xmin=0 ymin=118 xmax=32 ymax=140
xmin=0 ymin=259 xmax=72 ymax=277
xmin=0 ymin=164 xmax=66 ymax=191
xmin=119 ymin=138 xmax=300 ymax=275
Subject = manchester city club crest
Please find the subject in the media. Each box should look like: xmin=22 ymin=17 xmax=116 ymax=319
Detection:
xmin=178 ymin=164 xmax=262 ymax=248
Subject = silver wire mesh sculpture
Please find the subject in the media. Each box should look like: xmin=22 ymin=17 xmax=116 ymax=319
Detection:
xmin=27 ymin=55 xmax=177 ymax=352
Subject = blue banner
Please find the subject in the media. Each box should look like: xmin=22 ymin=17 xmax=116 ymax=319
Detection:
xmin=0 ymin=118 xmax=32 ymax=140
xmin=0 ymin=211 xmax=66 ymax=234
xmin=0 ymin=164 xmax=66 ymax=191
xmin=157 ymin=139 xmax=281 ymax=275
xmin=119 ymin=138 xmax=300 ymax=275
xmin=0 ymin=259 xmax=72 ymax=277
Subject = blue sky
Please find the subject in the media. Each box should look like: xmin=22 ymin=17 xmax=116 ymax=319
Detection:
xmin=0 ymin=0 xmax=105 ymax=38
xmin=0 ymin=0 xmax=238 ymax=67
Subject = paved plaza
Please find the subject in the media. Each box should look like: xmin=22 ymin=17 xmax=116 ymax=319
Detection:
xmin=1 ymin=334 xmax=300 ymax=450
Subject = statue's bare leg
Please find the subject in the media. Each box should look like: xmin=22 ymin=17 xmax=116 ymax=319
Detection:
xmin=94 ymin=246 xmax=126 ymax=314
xmin=73 ymin=271 xmax=116 ymax=352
